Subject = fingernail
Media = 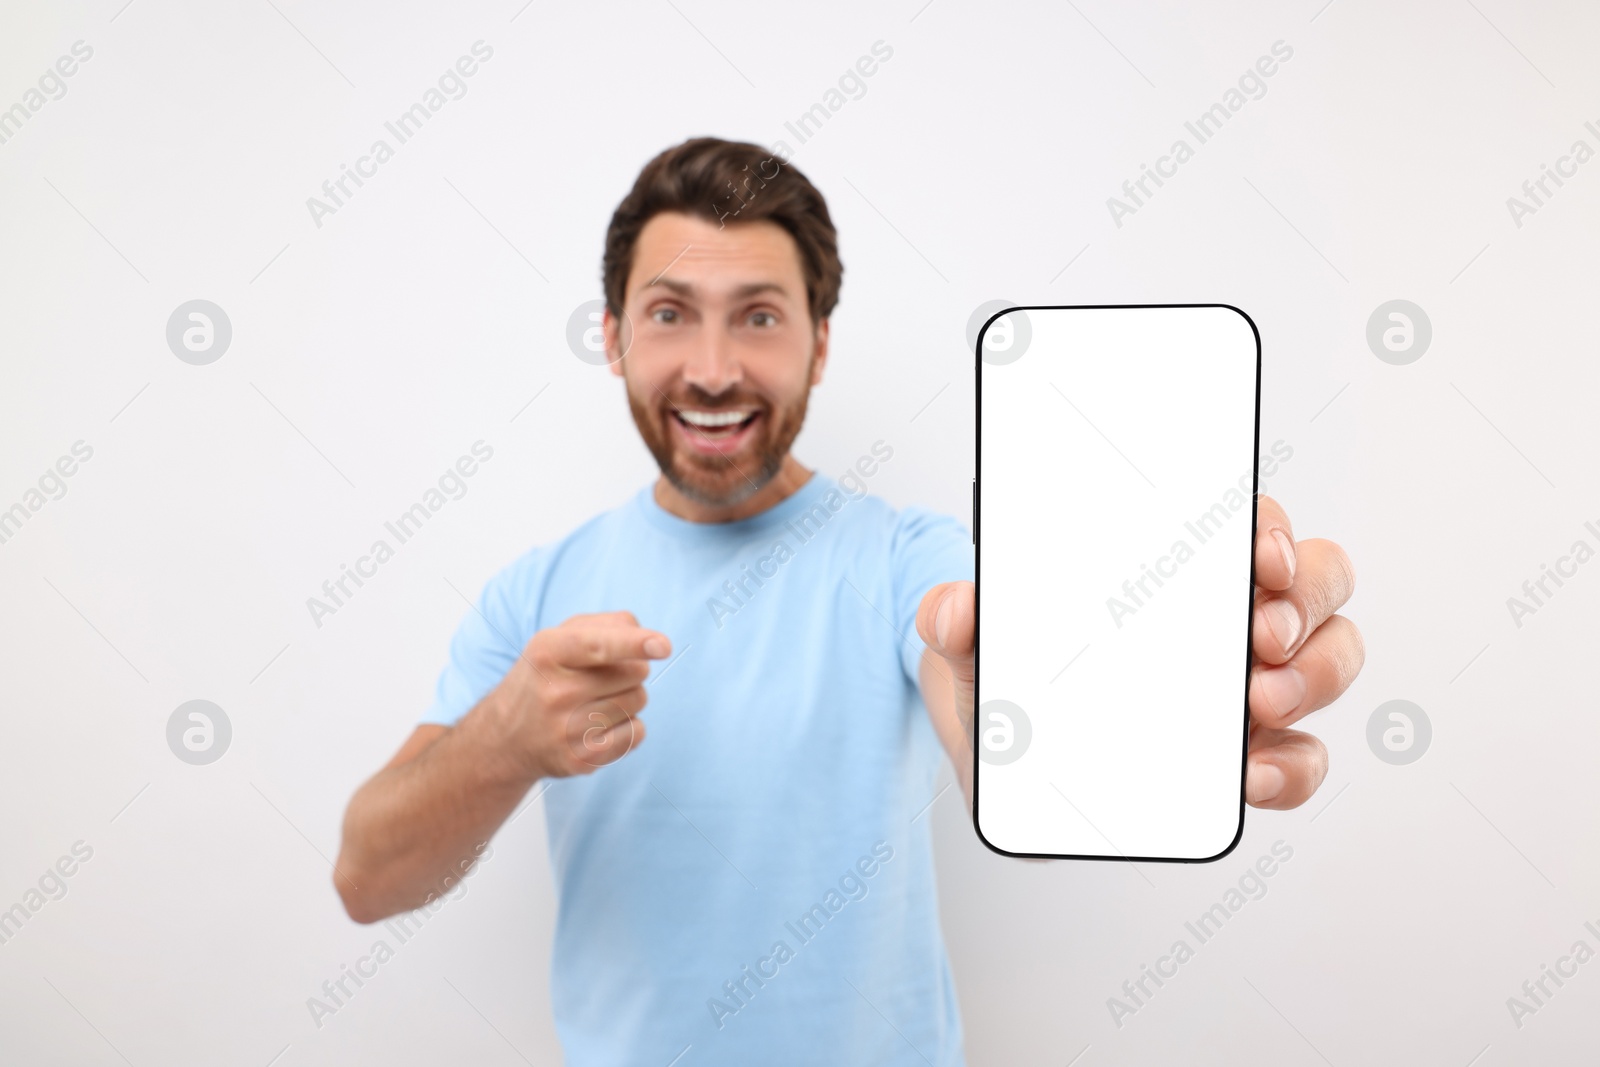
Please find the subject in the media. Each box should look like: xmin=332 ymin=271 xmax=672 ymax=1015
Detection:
xmin=934 ymin=590 xmax=954 ymax=647
xmin=1271 ymin=528 xmax=1296 ymax=582
xmin=1259 ymin=598 xmax=1302 ymax=654
xmin=643 ymin=636 xmax=670 ymax=658
xmin=1255 ymin=665 xmax=1307 ymax=721
xmin=1246 ymin=762 xmax=1286 ymax=804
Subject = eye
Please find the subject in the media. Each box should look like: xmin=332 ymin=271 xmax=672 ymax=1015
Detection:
xmin=652 ymin=307 xmax=680 ymax=325
xmin=749 ymin=310 xmax=778 ymax=327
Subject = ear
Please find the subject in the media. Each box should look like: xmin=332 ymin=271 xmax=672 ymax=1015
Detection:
xmin=604 ymin=306 xmax=625 ymax=377
xmin=810 ymin=317 xmax=830 ymax=386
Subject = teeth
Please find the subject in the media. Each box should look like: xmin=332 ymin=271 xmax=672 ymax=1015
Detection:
xmin=677 ymin=409 xmax=753 ymax=428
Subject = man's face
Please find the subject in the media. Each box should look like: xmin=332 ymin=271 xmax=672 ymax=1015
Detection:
xmin=606 ymin=211 xmax=828 ymax=508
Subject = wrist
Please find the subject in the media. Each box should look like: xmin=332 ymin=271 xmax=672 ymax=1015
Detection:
xmin=464 ymin=683 xmax=548 ymax=785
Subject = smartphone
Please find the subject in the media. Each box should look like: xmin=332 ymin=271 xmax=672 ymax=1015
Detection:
xmin=973 ymin=304 xmax=1261 ymax=862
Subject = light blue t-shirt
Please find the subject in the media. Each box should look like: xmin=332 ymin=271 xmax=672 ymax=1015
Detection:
xmin=423 ymin=469 xmax=974 ymax=1066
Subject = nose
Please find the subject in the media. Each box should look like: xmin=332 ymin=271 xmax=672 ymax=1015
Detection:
xmin=680 ymin=320 xmax=742 ymax=397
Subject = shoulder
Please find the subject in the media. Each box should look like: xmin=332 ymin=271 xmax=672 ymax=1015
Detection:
xmin=820 ymin=477 xmax=972 ymax=586
xmin=889 ymin=502 xmax=970 ymax=545
xmin=808 ymin=470 xmax=969 ymax=545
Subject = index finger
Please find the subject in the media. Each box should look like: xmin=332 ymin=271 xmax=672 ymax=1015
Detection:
xmin=561 ymin=610 xmax=641 ymax=627
xmin=1253 ymin=494 xmax=1297 ymax=593
xmin=542 ymin=624 xmax=672 ymax=668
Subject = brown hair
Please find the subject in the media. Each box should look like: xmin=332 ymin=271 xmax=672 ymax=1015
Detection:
xmin=602 ymin=138 xmax=842 ymax=325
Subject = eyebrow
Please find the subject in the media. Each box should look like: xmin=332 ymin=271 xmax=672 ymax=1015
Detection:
xmin=642 ymin=278 xmax=791 ymax=301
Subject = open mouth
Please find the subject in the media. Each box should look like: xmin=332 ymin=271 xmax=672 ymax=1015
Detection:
xmin=670 ymin=407 xmax=762 ymax=454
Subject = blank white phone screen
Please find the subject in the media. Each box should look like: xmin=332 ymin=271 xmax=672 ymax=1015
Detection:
xmin=975 ymin=305 xmax=1260 ymax=862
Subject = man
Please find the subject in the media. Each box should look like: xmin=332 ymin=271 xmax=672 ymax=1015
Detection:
xmin=334 ymin=137 xmax=1363 ymax=1065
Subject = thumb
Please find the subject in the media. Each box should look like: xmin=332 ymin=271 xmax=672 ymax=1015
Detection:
xmin=916 ymin=582 xmax=975 ymax=664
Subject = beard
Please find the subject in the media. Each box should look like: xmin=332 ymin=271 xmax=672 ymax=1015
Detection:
xmin=625 ymin=355 xmax=813 ymax=508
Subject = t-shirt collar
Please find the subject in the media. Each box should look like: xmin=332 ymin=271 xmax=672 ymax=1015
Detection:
xmin=633 ymin=470 xmax=832 ymax=540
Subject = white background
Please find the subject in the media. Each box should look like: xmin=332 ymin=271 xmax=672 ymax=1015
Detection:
xmin=1 ymin=0 xmax=1596 ymax=1063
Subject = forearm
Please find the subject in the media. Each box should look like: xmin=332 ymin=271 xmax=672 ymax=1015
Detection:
xmin=335 ymin=689 xmax=537 ymax=922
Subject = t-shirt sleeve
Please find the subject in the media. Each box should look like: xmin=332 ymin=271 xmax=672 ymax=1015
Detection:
xmin=419 ymin=558 xmax=537 ymax=727
xmin=890 ymin=505 xmax=976 ymax=685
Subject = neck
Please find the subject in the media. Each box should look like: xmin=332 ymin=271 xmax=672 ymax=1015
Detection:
xmin=653 ymin=454 xmax=813 ymax=523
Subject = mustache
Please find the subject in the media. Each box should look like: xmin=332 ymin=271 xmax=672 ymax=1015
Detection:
xmin=660 ymin=390 xmax=767 ymax=412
